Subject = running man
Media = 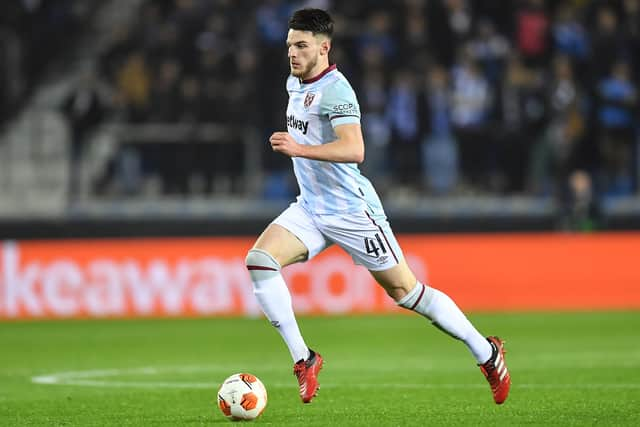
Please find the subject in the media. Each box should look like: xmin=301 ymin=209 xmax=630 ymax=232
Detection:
xmin=245 ymin=8 xmax=511 ymax=405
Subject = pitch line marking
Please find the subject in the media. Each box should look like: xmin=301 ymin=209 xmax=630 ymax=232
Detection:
xmin=31 ymin=365 xmax=281 ymax=387
xmin=30 ymin=365 xmax=640 ymax=390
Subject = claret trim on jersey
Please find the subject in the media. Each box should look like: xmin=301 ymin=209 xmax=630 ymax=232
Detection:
xmin=301 ymin=64 xmax=337 ymax=84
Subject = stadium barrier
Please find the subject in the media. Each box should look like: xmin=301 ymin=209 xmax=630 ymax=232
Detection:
xmin=1 ymin=233 xmax=639 ymax=319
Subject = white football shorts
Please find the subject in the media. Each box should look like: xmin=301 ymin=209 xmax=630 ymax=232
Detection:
xmin=272 ymin=201 xmax=404 ymax=271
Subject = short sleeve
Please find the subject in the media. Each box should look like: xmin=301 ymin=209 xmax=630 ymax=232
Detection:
xmin=320 ymin=79 xmax=361 ymax=127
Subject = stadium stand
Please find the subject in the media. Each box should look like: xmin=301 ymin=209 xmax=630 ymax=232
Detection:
xmin=1 ymin=0 xmax=640 ymax=233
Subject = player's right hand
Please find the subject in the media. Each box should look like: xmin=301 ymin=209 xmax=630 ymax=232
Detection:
xmin=269 ymin=132 xmax=303 ymax=158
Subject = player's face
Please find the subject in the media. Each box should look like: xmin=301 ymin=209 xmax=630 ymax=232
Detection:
xmin=286 ymin=29 xmax=328 ymax=79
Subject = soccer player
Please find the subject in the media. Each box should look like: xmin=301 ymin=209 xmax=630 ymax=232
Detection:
xmin=245 ymin=8 xmax=511 ymax=405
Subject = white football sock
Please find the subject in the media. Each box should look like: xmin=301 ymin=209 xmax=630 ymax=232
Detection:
xmin=397 ymin=282 xmax=492 ymax=364
xmin=247 ymin=249 xmax=309 ymax=363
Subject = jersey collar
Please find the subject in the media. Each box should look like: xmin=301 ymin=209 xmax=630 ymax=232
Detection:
xmin=301 ymin=64 xmax=337 ymax=84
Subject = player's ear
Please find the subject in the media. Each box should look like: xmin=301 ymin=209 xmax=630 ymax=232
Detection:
xmin=320 ymin=38 xmax=331 ymax=56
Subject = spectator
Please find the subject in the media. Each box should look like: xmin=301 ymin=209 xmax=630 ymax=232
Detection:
xmin=427 ymin=0 xmax=473 ymax=67
xmin=359 ymin=68 xmax=391 ymax=191
xmin=114 ymin=50 xmax=151 ymax=122
xmin=467 ymin=18 xmax=510 ymax=86
xmin=515 ymin=0 xmax=550 ymax=68
xmin=356 ymin=10 xmax=397 ymax=63
xmin=495 ymin=54 xmax=546 ymax=193
xmin=590 ymin=6 xmax=628 ymax=80
xmin=450 ymin=48 xmax=493 ymax=190
xmin=560 ymin=170 xmax=602 ymax=231
xmin=444 ymin=0 xmax=474 ymax=48
xmin=420 ymin=64 xmax=459 ymax=195
xmin=596 ymin=60 xmax=638 ymax=195
xmin=256 ymin=0 xmax=293 ymax=47
xmin=551 ymin=2 xmax=589 ymax=63
xmin=61 ymin=68 xmax=108 ymax=198
xmin=386 ymin=69 xmax=422 ymax=190
xmin=548 ymin=55 xmax=581 ymax=118
xmin=100 ymin=25 xmax=136 ymax=83
xmin=529 ymin=97 xmax=585 ymax=200
xmin=399 ymin=0 xmax=431 ymax=69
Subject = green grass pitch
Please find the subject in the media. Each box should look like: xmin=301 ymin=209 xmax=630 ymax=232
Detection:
xmin=1 ymin=312 xmax=639 ymax=426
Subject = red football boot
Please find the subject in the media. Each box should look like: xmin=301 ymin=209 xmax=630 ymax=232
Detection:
xmin=479 ymin=336 xmax=511 ymax=404
xmin=293 ymin=349 xmax=323 ymax=403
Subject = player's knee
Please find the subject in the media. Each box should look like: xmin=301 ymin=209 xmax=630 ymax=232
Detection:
xmin=375 ymin=279 xmax=412 ymax=301
xmin=372 ymin=266 xmax=417 ymax=301
xmin=386 ymin=285 xmax=411 ymax=302
xmin=393 ymin=280 xmax=419 ymax=300
xmin=245 ymin=248 xmax=281 ymax=282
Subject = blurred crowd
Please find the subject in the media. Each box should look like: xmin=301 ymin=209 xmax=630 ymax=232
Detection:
xmin=5 ymin=0 xmax=640 ymax=223
xmin=0 ymin=0 xmax=98 ymax=125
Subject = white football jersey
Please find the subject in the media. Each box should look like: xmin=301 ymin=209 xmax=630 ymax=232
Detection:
xmin=285 ymin=65 xmax=384 ymax=215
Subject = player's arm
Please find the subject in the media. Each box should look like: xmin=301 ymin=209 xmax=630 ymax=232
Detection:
xmin=269 ymin=123 xmax=364 ymax=163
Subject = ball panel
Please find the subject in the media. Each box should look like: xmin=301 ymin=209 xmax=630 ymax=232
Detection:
xmin=239 ymin=373 xmax=257 ymax=383
xmin=218 ymin=396 xmax=232 ymax=417
xmin=240 ymin=392 xmax=258 ymax=410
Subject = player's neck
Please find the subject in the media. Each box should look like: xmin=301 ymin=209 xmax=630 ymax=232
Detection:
xmin=301 ymin=63 xmax=336 ymax=84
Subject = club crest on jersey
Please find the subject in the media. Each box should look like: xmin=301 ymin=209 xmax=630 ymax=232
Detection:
xmin=303 ymin=92 xmax=316 ymax=109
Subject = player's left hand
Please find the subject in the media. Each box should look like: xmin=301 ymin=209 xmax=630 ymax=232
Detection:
xmin=269 ymin=132 xmax=303 ymax=158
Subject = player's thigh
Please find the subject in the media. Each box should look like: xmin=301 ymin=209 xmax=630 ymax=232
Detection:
xmin=317 ymin=211 xmax=417 ymax=299
xmin=252 ymin=223 xmax=309 ymax=267
xmin=369 ymin=258 xmax=417 ymax=300
xmin=318 ymin=211 xmax=403 ymax=270
xmin=253 ymin=202 xmax=330 ymax=267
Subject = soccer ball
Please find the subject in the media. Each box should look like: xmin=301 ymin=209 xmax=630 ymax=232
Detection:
xmin=217 ymin=373 xmax=267 ymax=421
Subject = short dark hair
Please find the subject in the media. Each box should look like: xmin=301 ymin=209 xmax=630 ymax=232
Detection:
xmin=288 ymin=8 xmax=333 ymax=38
